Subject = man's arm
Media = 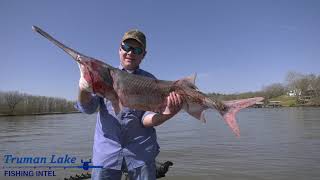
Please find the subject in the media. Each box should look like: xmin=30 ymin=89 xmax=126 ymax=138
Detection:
xmin=78 ymin=88 xmax=93 ymax=104
xmin=76 ymin=89 xmax=100 ymax=114
xmin=77 ymin=63 xmax=99 ymax=114
xmin=142 ymin=92 xmax=183 ymax=127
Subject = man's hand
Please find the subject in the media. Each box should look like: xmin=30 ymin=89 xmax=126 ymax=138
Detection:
xmin=162 ymin=92 xmax=183 ymax=115
xmin=78 ymin=63 xmax=94 ymax=105
xmin=142 ymin=92 xmax=184 ymax=127
xmin=78 ymin=63 xmax=93 ymax=93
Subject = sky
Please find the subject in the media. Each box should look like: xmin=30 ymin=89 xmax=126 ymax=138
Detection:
xmin=0 ymin=0 xmax=319 ymax=100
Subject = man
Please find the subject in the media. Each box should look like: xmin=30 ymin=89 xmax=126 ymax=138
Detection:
xmin=77 ymin=29 xmax=183 ymax=180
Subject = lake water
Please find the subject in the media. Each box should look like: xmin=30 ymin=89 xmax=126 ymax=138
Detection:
xmin=1 ymin=108 xmax=320 ymax=180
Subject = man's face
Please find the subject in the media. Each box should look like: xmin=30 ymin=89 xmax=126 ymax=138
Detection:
xmin=119 ymin=39 xmax=146 ymax=71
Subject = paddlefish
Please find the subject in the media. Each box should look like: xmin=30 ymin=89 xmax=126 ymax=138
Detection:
xmin=32 ymin=26 xmax=264 ymax=137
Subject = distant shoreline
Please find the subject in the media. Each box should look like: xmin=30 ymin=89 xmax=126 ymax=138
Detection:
xmin=0 ymin=111 xmax=81 ymax=117
xmin=1 ymin=105 xmax=319 ymax=117
xmin=252 ymin=104 xmax=320 ymax=108
xmin=251 ymin=105 xmax=320 ymax=108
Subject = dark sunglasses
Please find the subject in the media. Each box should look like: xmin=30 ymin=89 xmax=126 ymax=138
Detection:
xmin=121 ymin=43 xmax=144 ymax=55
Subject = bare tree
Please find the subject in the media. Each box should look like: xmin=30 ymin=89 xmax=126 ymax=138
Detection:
xmin=4 ymin=91 xmax=24 ymax=114
xmin=0 ymin=91 xmax=4 ymax=105
xmin=315 ymin=75 xmax=320 ymax=97
xmin=262 ymin=83 xmax=286 ymax=99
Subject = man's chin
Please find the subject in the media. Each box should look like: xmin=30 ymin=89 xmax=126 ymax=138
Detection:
xmin=123 ymin=64 xmax=137 ymax=70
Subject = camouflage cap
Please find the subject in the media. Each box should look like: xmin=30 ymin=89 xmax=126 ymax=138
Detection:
xmin=121 ymin=29 xmax=146 ymax=49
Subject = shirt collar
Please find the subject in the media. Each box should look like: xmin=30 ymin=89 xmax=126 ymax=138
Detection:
xmin=118 ymin=64 xmax=141 ymax=74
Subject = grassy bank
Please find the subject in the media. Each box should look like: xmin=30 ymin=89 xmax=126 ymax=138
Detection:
xmin=269 ymin=95 xmax=297 ymax=107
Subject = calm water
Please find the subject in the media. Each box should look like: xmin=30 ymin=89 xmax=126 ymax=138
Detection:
xmin=1 ymin=108 xmax=320 ymax=180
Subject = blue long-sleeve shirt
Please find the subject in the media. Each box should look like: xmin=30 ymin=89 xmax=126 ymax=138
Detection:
xmin=76 ymin=65 xmax=159 ymax=170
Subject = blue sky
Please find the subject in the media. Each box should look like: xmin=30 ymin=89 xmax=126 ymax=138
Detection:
xmin=1 ymin=0 xmax=319 ymax=100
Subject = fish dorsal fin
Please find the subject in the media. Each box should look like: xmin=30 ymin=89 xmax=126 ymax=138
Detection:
xmin=182 ymin=73 xmax=197 ymax=85
xmin=178 ymin=73 xmax=197 ymax=89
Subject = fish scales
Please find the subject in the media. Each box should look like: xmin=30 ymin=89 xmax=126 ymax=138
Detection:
xmin=113 ymin=70 xmax=173 ymax=111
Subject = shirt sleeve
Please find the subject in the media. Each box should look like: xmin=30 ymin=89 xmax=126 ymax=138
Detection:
xmin=141 ymin=111 xmax=157 ymax=125
xmin=75 ymin=94 xmax=100 ymax=114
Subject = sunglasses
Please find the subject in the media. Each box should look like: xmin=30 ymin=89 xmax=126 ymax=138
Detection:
xmin=121 ymin=43 xmax=144 ymax=55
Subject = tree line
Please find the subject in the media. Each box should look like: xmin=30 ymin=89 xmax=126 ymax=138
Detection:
xmin=1 ymin=71 xmax=319 ymax=115
xmin=0 ymin=91 xmax=77 ymax=115
xmin=208 ymin=71 xmax=320 ymax=106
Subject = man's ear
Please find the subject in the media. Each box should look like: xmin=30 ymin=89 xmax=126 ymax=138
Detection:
xmin=143 ymin=50 xmax=147 ymax=59
xmin=119 ymin=47 xmax=122 ymax=54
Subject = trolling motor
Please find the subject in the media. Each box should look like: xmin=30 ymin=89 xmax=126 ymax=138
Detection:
xmin=155 ymin=161 xmax=173 ymax=178
xmin=64 ymin=160 xmax=173 ymax=180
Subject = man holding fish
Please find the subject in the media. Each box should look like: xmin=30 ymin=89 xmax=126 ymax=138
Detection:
xmin=33 ymin=25 xmax=264 ymax=180
xmin=77 ymin=29 xmax=183 ymax=180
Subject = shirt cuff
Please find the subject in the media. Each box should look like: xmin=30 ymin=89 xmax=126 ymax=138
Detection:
xmin=76 ymin=94 xmax=99 ymax=114
xmin=141 ymin=111 xmax=157 ymax=124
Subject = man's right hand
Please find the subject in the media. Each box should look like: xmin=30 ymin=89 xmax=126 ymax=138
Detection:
xmin=78 ymin=63 xmax=93 ymax=93
xmin=78 ymin=63 xmax=94 ymax=104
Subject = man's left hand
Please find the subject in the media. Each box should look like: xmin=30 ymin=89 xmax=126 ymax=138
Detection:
xmin=162 ymin=92 xmax=183 ymax=115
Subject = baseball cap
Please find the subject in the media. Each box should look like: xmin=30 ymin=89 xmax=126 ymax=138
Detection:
xmin=121 ymin=29 xmax=146 ymax=49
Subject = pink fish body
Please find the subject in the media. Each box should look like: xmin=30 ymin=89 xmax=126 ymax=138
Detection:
xmin=33 ymin=26 xmax=264 ymax=136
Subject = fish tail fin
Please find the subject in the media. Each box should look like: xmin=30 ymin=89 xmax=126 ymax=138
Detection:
xmin=220 ymin=97 xmax=264 ymax=137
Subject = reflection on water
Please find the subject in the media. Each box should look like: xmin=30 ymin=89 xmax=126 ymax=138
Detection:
xmin=1 ymin=108 xmax=320 ymax=180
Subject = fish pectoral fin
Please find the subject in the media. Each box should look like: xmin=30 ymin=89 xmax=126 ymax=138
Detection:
xmin=187 ymin=110 xmax=207 ymax=123
xmin=183 ymin=102 xmax=208 ymax=123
